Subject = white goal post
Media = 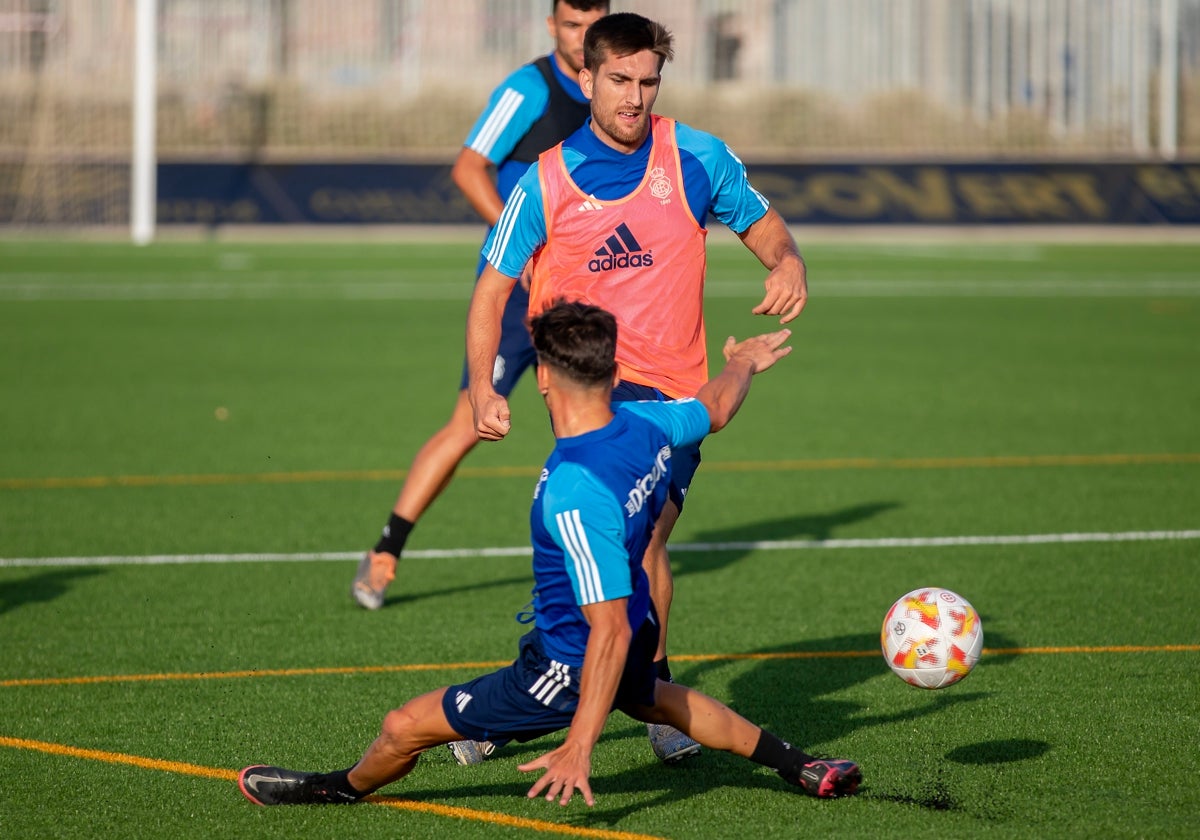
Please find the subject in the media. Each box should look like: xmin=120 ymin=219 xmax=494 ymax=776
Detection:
xmin=132 ymin=0 xmax=156 ymax=245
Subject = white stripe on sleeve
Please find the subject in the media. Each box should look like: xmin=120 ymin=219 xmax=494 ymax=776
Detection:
xmin=555 ymin=509 xmax=605 ymax=604
xmin=485 ymin=186 xmax=525 ymax=266
xmin=470 ymin=89 xmax=525 ymax=158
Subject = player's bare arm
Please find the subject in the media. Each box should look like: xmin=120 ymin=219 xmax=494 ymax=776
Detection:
xmin=519 ymin=597 xmax=633 ymax=806
xmin=737 ymin=207 xmax=808 ymax=324
xmin=465 ymin=265 xmax=519 ymax=440
xmin=697 ymin=329 xmax=793 ymax=432
xmin=450 ymin=146 xmax=506 ymax=226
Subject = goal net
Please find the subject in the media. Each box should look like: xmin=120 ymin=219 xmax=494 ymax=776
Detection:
xmin=1 ymin=1 xmax=135 ymax=226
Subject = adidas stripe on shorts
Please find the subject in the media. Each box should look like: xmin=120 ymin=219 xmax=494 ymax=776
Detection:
xmin=441 ymin=618 xmax=659 ymax=747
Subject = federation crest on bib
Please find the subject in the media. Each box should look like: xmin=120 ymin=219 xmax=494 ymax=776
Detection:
xmin=649 ymin=167 xmax=673 ymax=202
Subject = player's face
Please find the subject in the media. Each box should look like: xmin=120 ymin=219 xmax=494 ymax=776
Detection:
xmin=547 ymin=3 xmax=607 ymax=76
xmin=580 ymin=49 xmax=661 ymax=154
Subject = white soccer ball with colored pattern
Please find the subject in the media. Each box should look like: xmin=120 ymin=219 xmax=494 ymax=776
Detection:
xmin=881 ymin=587 xmax=983 ymax=689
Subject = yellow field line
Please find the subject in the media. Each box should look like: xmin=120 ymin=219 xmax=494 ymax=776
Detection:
xmin=0 ymin=467 xmax=534 ymax=490
xmin=0 ymin=661 xmax=513 ymax=688
xmin=4 ymin=645 xmax=1196 ymax=689
xmin=368 ymin=798 xmax=665 ymax=840
xmin=2 ymin=452 xmax=1198 ymax=491
xmin=981 ymin=644 xmax=1200 ymax=655
xmin=0 ymin=735 xmax=664 ymax=840
xmin=0 ymin=735 xmax=235 ymax=780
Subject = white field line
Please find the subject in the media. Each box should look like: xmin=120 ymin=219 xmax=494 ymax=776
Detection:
xmin=2 ymin=529 xmax=1198 ymax=568
xmin=0 ymin=278 xmax=477 ymax=301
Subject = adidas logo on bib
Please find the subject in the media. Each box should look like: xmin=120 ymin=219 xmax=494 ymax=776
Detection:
xmin=589 ymin=223 xmax=654 ymax=272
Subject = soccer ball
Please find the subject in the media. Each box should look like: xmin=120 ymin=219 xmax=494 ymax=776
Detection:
xmin=881 ymin=587 xmax=983 ymax=689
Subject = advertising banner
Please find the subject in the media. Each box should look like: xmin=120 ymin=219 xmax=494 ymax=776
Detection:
xmin=4 ymin=161 xmax=1199 ymax=226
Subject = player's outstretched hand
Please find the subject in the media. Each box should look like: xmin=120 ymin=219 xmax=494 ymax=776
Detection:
xmin=722 ymin=328 xmax=793 ymax=374
xmin=470 ymin=390 xmax=512 ymax=441
xmin=751 ymin=256 xmax=808 ymax=324
xmin=700 ymin=328 xmax=792 ymax=432
xmin=518 ymin=742 xmax=595 ymax=807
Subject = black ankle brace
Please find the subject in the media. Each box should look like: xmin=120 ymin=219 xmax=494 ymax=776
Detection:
xmin=373 ymin=513 xmax=414 ymax=557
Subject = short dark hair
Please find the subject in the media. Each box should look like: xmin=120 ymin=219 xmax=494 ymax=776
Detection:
xmin=530 ymin=300 xmax=617 ymax=386
xmin=583 ymin=12 xmax=674 ymax=72
xmin=555 ymin=0 xmax=609 ymax=15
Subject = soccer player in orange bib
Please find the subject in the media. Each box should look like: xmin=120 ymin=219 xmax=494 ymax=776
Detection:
xmin=466 ymin=13 xmax=809 ymax=764
xmin=351 ymin=1 xmax=610 ymax=633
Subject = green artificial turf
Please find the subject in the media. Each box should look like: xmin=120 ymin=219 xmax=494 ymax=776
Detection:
xmin=1 ymin=238 xmax=1198 ymax=839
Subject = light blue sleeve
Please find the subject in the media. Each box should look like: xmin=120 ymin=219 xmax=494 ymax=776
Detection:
xmin=462 ymin=64 xmax=550 ymax=165
xmin=677 ymin=122 xmax=769 ymax=234
xmin=616 ymin=399 xmax=711 ymax=449
xmin=541 ymin=462 xmax=633 ymax=606
xmin=481 ymin=165 xmax=548 ymax=277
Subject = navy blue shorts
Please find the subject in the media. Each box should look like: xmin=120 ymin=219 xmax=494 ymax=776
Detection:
xmin=442 ymin=616 xmax=660 ymax=746
xmin=458 ymin=279 xmax=536 ymax=397
xmin=611 ymin=380 xmax=702 ymax=511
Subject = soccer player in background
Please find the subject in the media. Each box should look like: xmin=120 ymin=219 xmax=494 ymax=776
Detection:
xmin=239 ymin=301 xmax=861 ymax=809
xmin=466 ymin=12 xmax=809 ymax=765
xmin=352 ymin=3 xmax=607 ymax=609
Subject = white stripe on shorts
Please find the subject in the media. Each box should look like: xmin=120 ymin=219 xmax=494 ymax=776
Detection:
xmin=529 ymin=659 xmax=572 ymax=706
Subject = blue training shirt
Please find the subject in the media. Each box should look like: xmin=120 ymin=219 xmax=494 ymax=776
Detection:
xmin=483 ymin=119 xmax=770 ymax=278
xmin=529 ymin=398 xmax=711 ymax=667
xmin=462 ymin=54 xmax=590 ymax=207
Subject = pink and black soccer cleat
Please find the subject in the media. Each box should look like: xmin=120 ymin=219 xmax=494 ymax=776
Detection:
xmin=794 ymin=758 xmax=862 ymax=798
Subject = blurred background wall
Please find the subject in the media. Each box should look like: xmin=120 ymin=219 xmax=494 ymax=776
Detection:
xmin=3 ymin=0 xmax=1199 ymax=227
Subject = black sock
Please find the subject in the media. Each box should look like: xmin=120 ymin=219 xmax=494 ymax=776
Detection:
xmin=654 ymin=657 xmax=673 ymax=683
xmin=749 ymin=730 xmax=815 ymax=784
xmin=373 ymin=513 xmax=414 ymax=557
xmin=310 ymin=768 xmax=365 ymax=804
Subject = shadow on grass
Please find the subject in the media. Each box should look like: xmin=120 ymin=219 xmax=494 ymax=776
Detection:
xmin=673 ymin=630 xmax=1028 ymax=816
xmin=377 ymin=572 xmax=537 ymax=610
xmin=0 ymin=567 xmax=105 ymax=616
xmin=674 ymin=501 xmax=901 ymax=578
xmin=946 ymin=738 xmax=1050 ymax=764
xmin=674 ymin=632 xmax=1011 ymax=750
